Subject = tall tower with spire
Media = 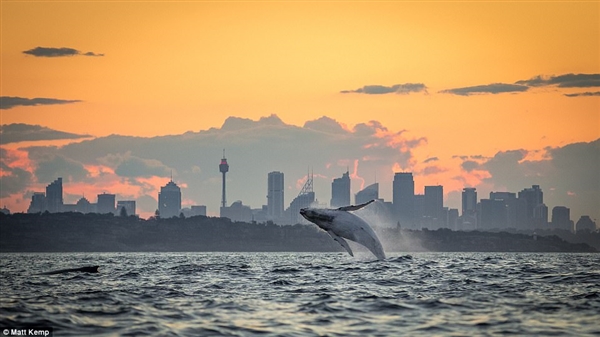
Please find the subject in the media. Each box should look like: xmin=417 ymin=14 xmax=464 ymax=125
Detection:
xmin=219 ymin=149 xmax=229 ymax=209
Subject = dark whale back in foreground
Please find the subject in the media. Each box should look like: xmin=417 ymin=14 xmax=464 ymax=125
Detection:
xmin=40 ymin=265 xmax=99 ymax=275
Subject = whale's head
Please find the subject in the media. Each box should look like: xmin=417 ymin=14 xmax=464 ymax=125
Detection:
xmin=300 ymin=208 xmax=335 ymax=228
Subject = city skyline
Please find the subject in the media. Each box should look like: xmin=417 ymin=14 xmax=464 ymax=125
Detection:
xmin=17 ymin=161 xmax=597 ymax=231
xmin=1 ymin=117 xmax=599 ymax=222
xmin=1 ymin=2 xmax=598 ymax=221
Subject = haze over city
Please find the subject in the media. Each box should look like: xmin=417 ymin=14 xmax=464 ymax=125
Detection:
xmin=1 ymin=1 xmax=599 ymax=222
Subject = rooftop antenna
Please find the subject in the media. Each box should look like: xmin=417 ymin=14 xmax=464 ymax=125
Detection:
xmin=299 ymin=167 xmax=314 ymax=196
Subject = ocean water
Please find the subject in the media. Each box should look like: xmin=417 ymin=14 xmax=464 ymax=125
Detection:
xmin=1 ymin=252 xmax=599 ymax=336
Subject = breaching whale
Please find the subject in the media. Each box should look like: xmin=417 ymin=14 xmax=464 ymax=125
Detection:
xmin=40 ymin=266 xmax=99 ymax=275
xmin=300 ymin=200 xmax=386 ymax=260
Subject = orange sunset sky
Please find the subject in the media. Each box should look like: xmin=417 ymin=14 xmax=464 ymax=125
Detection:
xmin=1 ymin=1 xmax=599 ymax=220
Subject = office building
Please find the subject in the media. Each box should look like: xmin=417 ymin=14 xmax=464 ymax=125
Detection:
xmin=393 ymin=172 xmax=414 ymax=227
xmin=424 ymin=186 xmax=443 ymax=217
xmin=462 ymin=188 xmax=477 ymax=216
xmin=27 ymin=192 xmax=47 ymax=213
xmin=97 ymin=193 xmax=116 ymax=214
xmin=285 ymin=172 xmax=315 ymax=224
xmin=355 ymin=183 xmax=379 ymax=205
xmin=478 ymin=198 xmax=507 ymax=229
xmin=575 ymin=216 xmax=596 ymax=233
xmin=46 ymin=178 xmax=63 ymax=213
xmin=117 ymin=200 xmax=136 ymax=216
xmin=267 ymin=171 xmax=284 ymax=220
xmin=330 ymin=171 xmax=350 ymax=207
xmin=76 ymin=197 xmax=93 ymax=214
xmin=551 ymin=206 xmax=571 ymax=231
xmin=159 ymin=180 xmax=182 ymax=218
xmin=221 ymin=200 xmax=253 ymax=222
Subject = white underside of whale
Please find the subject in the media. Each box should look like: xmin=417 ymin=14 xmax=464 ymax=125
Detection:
xmin=300 ymin=200 xmax=386 ymax=260
xmin=324 ymin=211 xmax=386 ymax=260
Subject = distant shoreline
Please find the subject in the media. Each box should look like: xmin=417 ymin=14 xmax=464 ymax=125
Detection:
xmin=1 ymin=212 xmax=597 ymax=253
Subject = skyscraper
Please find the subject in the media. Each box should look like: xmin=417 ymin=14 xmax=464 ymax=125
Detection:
xmin=97 ymin=193 xmax=116 ymax=214
xmin=355 ymin=183 xmax=379 ymax=205
xmin=27 ymin=192 xmax=46 ymax=213
xmin=286 ymin=172 xmax=314 ymax=224
xmin=117 ymin=200 xmax=136 ymax=216
xmin=159 ymin=180 xmax=182 ymax=218
xmin=551 ymin=206 xmax=571 ymax=231
xmin=461 ymin=188 xmax=477 ymax=216
xmin=518 ymin=185 xmax=544 ymax=228
xmin=424 ymin=185 xmax=444 ymax=228
xmin=393 ymin=172 xmax=414 ymax=226
xmin=330 ymin=170 xmax=350 ymax=207
xmin=46 ymin=177 xmax=63 ymax=213
xmin=490 ymin=192 xmax=520 ymax=229
xmin=478 ymin=198 xmax=507 ymax=229
xmin=518 ymin=185 xmax=543 ymax=217
xmin=267 ymin=171 xmax=284 ymax=220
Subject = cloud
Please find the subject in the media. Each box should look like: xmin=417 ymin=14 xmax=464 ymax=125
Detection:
xmin=440 ymin=83 xmax=529 ymax=96
xmin=419 ymin=165 xmax=448 ymax=176
xmin=564 ymin=91 xmax=600 ymax=97
xmin=9 ymin=115 xmax=426 ymax=216
xmin=114 ymin=156 xmax=171 ymax=178
xmin=341 ymin=83 xmax=427 ymax=95
xmin=423 ymin=157 xmax=439 ymax=163
xmin=516 ymin=73 xmax=600 ymax=88
xmin=461 ymin=160 xmax=480 ymax=172
xmin=31 ymin=154 xmax=89 ymax=184
xmin=1 ymin=96 xmax=82 ymax=110
xmin=22 ymin=47 xmax=104 ymax=57
xmin=480 ymin=139 xmax=600 ymax=221
xmin=0 ymin=149 xmax=33 ymax=198
xmin=0 ymin=124 xmax=91 ymax=144
xmin=303 ymin=116 xmax=347 ymax=134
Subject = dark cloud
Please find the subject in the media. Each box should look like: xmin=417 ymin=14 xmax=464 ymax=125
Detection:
xmin=516 ymin=73 xmax=600 ymax=88
xmin=1 ymin=96 xmax=82 ymax=110
xmin=22 ymin=47 xmax=104 ymax=57
xmin=114 ymin=156 xmax=171 ymax=178
xmin=353 ymin=120 xmax=388 ymax=136
xmin=83 ymin=52 xmax=104 ymax=57
xmin=0 ymin=149 xmax=33 ymax=198
xmin=481 ymin=139 xmax=600 ymax=221
xmin=423 ymin=157 xmax=439 ymax=163
xmin=419 ymin=165 xmax=448 ymax=176
xmin=440 ymin=83 xmax=529 ymax=96
xmin=32 ymin=154 xmax=89 ymax=184
xmin=341 ymin=83 xmax=427 ymax=95
xmin=461 ymin=160 xmax=480 ymax=172
xmin=1 ymin=124 xmax=91 ymax=144
xmin=564 ymin=91 xmax=600 ymax=97
xmin=453 ymin=154 xmax=489 ymax=161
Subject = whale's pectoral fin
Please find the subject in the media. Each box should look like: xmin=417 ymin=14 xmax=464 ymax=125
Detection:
xmin=337 ymin=199 xmax=374 ymax=212
xmin=327 ymin=230 xmax=354 ymax=257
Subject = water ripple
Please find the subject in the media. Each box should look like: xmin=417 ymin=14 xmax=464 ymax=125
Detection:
xmin=1 ymin=252 xmax=598 ymax=336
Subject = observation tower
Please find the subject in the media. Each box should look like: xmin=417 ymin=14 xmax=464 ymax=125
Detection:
xmin=219 ymin=150 xmax=229 ymax=208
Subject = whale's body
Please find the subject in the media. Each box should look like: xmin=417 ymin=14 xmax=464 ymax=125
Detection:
xmin=300 ymin=200 xmax=386 ymax=260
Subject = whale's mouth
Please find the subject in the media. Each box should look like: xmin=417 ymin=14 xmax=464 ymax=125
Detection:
xmin=299 ymin=208 xmax=309 ymax=220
